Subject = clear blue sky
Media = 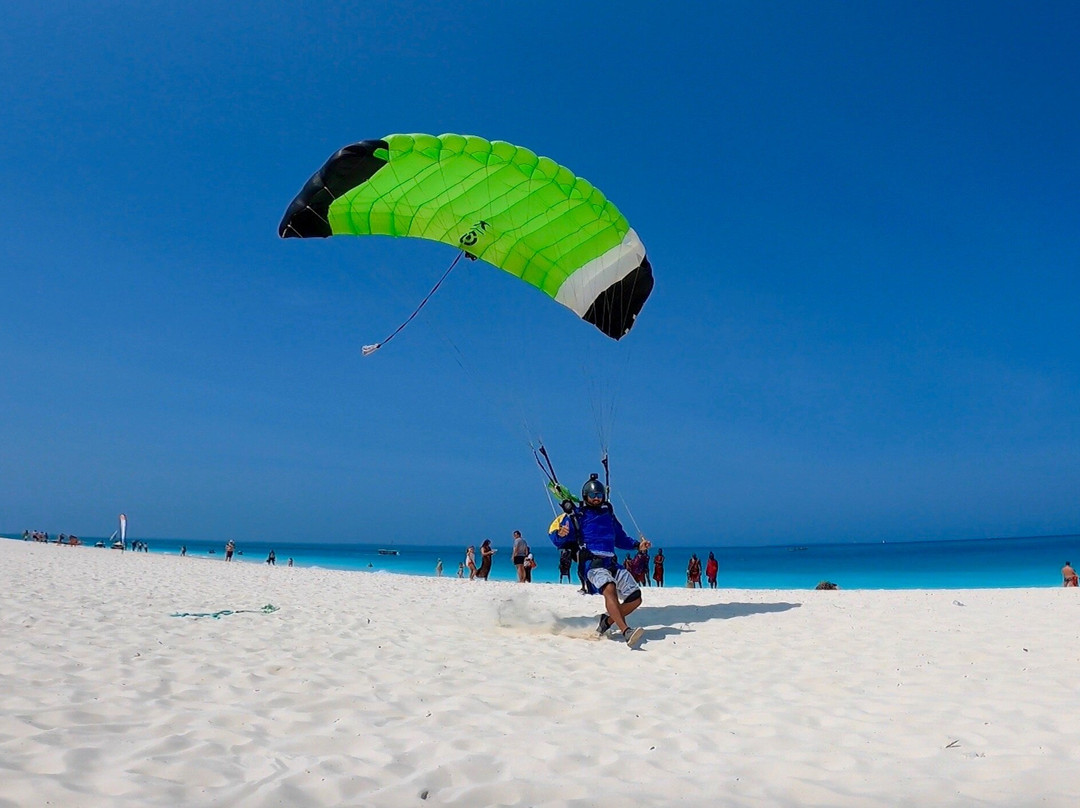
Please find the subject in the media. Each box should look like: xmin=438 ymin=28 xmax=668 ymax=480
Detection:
xmin=3 ymin=2 xmax=1078 ymax=546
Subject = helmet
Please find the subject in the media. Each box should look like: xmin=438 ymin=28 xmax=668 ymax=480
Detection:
xmin=581 ymin=473 xmax=606 ymax=503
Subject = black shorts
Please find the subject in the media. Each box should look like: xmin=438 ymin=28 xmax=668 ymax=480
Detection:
xmin=513 ymin=555 xmax=526 ymax=566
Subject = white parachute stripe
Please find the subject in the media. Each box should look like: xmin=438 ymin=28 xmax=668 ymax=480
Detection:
xmin=554 ymin=229 xmax=646 ymax=317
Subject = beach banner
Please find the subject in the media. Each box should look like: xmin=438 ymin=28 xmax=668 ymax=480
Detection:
xmin=119 ymin=514 xmax=127 ymax=543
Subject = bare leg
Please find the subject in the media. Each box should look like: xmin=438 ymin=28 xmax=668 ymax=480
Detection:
xmin=601 ymin=584 xmax=630 ymax=632
xmin=601 ymin=586 xmax=642 ymax=632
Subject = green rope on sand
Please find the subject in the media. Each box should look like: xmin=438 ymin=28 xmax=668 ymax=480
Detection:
xmin=171 ymin=604 xmax=279 ymax=619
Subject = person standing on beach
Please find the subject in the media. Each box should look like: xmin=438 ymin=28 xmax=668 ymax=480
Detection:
xmin=558 ymin=547 xmax=574 ymax=583
xmin=512 ymin=530 xmax=529 ymax=582
xmin=457 ymin=561 xmax=464 ymax=578
xmin=705 ymin=552 xmax=718 ymax=589
xmin=523 ymin=551 xmax=536 ymax=583
xmin=476 ymin=540 xmax=496 ymax=580
xmin=436 ymin=558 xmax=443 ymax=576
xmin=225 ymin=540 xmax=235 ymax=561
xmin=267 ymin=549 xmax=276 ymax=565
xmin=630 ymin=547 xmax=650 ymax=587
xmin=687 ymin=554 xmax=702 ymax=588
xmin=1063 ymin=561 xmax=1078 ymax=587
xmin=550 ymin=473 xmax=649 ymax=648
xmin=652 ymin=548 xmax=665 ymax=587
xmin=465 ymin=545 xmax=477 ymax=580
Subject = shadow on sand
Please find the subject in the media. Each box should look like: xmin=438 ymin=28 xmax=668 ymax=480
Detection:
xmin=547 ymin=601 xmax=802 ymax=645
xmin=631 ymin=601 xmax=802 ymax=643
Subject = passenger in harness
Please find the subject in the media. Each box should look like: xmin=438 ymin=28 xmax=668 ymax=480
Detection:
xmin=549 ymin=474 xmax=650 ymax=648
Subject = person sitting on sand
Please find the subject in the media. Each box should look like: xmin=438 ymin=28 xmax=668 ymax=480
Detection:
xmin=550 ymin=473 xmax=649 ymax=648
xmin=1063 ymin=561 xmax=1078 ymax=587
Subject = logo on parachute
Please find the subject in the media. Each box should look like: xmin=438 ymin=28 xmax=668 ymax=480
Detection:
xmin=458 ymin=220 xmax=491 ymax=259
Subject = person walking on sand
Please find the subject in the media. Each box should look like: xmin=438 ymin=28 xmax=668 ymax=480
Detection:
xmin=512 ymin=530 xmax=529 ymax=582
xmin=465 ymin=545 xmax=477 ymax=580
xmin=705 ymin=551 xmax=718 ymax=589
xmin=225 ymin=540 xmax=235 ymax=562
xmin=476 ymin=539 xmax=496 ymax=580
xmin=652 ymin=548 xmax=665 ymax=587
xmin=1063 ymin=561 xmax=1078 ymax=587
xmin=550 ymin=473 xmax=649 ymax=648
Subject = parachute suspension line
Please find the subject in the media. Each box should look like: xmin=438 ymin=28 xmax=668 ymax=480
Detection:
xmin=362 ymin=251 xmax=464 ymax=356
xmin=538 ymin=444 xmax=560 ymax=487
xmin=542 ymin=476 xmax=560 ymax=516
xmin=602 ymin=453 xmax=610 ymax=493
xmin=616 ymin=490 xmax=645 ymax=539
xmin=532 ymin=444 xmax=557 ymax=488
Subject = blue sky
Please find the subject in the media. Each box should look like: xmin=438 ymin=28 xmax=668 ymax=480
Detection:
xmin=3 ymin=2 xmax=1078 ymax=546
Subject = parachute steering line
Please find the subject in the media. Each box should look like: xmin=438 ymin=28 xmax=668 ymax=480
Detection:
xmin=361 ymin=252 xmax=464 ymax=356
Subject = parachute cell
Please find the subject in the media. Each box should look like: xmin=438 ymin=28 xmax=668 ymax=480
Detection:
xmin=279 ymin=134 xmax=653 ymax=339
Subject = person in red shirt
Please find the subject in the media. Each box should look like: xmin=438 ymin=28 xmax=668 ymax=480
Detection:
xmin=705 ymin=552 xmax=719 ymax=589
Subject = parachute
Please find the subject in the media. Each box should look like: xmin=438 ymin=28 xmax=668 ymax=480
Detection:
xmin=279 ymin=133 xmax=653 ymax=340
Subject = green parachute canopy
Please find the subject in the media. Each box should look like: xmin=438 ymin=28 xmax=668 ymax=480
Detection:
xmin=279 ymin=133 xmax=653 ymax=340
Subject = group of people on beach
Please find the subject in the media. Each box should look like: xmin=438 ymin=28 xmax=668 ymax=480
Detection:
xmin=460 ymin=536 xmax=513 ymax=581
xmin=609 ymin=548 xmax=716 ymax=589
xmin=21 ymin=530 xmax=149 ymax=551
xmin=24 ymin=530 xmax=82 ymax=545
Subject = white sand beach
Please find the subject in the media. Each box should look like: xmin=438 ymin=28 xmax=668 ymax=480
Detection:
xmin=2 ymin=539 xmax=1078 ymax=807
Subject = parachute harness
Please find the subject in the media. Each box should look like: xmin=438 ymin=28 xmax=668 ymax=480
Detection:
xmin=362 ymin=252 xmax=465 ymax=356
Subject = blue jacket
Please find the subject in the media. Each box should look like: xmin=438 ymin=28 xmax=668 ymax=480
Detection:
xmin=548 ymin=502 xmax=637 ymax=557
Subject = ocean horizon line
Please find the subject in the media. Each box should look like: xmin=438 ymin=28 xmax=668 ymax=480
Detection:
xmin=5 ymin=531 xmax=1078 ymax=551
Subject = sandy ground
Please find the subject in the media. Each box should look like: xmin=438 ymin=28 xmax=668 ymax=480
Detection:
xmin=2 ymin=539 xmax=1079 ymax=807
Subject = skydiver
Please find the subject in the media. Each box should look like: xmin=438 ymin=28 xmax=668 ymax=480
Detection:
xmin=549 ymin=474 xmax=649 ymax=648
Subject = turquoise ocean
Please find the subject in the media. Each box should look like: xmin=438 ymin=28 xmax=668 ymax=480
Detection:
xmin=5 ymin=533 xmax=1079 ymax=589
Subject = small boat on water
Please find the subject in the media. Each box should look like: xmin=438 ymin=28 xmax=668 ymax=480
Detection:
xmin=377 ymin=549 xmax=399 ymax=556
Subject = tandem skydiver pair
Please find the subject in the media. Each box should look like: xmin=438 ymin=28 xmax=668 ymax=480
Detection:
xmin=550 ymin=474 xmax=649 ymax=648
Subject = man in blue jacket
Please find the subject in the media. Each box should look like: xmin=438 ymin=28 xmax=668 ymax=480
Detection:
xmin=550 ymin=474 xmax=649 ymax=648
